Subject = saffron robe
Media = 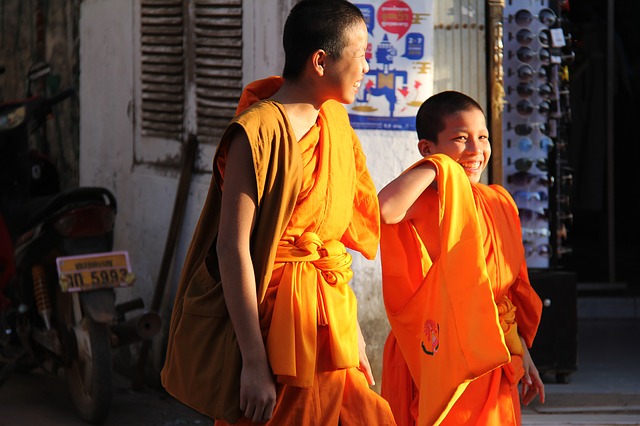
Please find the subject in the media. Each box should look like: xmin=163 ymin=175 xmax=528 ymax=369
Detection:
xmin=162 ymin=76 xmax=395 ymax=425
xmin=380 ymin=154 xmax=542 ymax=426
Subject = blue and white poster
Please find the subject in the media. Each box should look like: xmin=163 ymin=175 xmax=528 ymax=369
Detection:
xmin=349 ymin=1 xmax=434 ymax=131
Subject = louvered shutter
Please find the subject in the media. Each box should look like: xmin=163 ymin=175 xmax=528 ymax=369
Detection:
xmin=138 ymin=0 xmax=242 ymax=157
xmin=140 ymin=0 xmax=185 ymax=141
xmin=194 ymin=0 xmax=243 ymax=142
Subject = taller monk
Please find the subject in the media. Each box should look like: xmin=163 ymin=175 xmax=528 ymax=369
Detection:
xmin=161 ymin=0 xmax=397 ymax=424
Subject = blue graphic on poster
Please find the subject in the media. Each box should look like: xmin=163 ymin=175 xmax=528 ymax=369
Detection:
xmin=349 ymin=1 xmax=434 ymax=131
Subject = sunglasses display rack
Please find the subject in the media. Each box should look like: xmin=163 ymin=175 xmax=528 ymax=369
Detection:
xmin=502 ymin=1 xmax=574 ymax=269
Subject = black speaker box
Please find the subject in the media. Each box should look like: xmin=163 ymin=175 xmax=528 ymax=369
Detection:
xmin=528 ymin=269 xmax=578 ymax=383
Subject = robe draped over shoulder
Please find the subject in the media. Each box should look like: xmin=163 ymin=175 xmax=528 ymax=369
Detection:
xmin=380 ymin=154 xmax=542 ymax=426
xmin=162 ymin=76 xmax=384 ymax=424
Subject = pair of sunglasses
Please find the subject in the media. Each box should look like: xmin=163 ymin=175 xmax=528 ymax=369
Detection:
xmin=520 ymin=207 xmax=573 ymax=223
xmin=513 ymin=190 xmax=548 ymax=204
xmin=513 ymin=8 xmax=558 ymax=27
xmin=514 ymin=82 xmax=554 ymax=99
xmin=513 ymin=157 xmax=548 ymax=173
xmin=510 ymin=121 xmax=549 ymax=136
xmin=514 ymin=28 xmax=552 ymax=48
xmin=523 ymin=240 xmax=552 ymax=258
xmin=507 ymin=171 xmax=553 ymax=187
xmin=522 ymin=227 xmax=551 ymax=238
xmin=515 ymin=99 xmax=551 ymax=117
xmin=516 ymin=135 xmax=554 ymax=153
xmin=510 ymin=64 xmax=548 ymax=82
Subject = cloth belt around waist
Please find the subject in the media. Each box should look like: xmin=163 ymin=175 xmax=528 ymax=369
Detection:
xmin=266 ymin=232 xmax=358 ymax=387
xmin=497 ymin=295 xmax=524 ymax=357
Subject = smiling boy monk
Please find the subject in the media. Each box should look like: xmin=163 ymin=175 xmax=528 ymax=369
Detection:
xmin=379 ymin=91 xmax=545 ymax=426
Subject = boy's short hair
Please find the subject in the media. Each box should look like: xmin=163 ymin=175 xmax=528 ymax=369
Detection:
xmin=416 ymin=91 xmax=485 ymax=142
xmin=282 ymin=0 xmax=365 ymax=80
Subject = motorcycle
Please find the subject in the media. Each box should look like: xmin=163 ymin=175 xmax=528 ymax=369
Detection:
xmin=0 ymin=63 xmax=160 ymax=424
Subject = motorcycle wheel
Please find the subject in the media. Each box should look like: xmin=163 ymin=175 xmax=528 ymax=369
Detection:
xmin=62 ymin=296 xmax=113 ymax=424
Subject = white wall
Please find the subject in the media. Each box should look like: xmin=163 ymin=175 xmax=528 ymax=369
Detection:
xmin=79 ymin=0 xmax=486 ymax=389
xmin=79 ymin=0 xmax=210 ymax=372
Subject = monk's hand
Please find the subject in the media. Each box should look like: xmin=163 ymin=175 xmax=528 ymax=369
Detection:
xmin=519 ymin=337 xmax=546 ymax=406
xmin=357 ymin=321 xmax=375 ymax=386
xmin=239 ymin=354 xmax=277 ymax=423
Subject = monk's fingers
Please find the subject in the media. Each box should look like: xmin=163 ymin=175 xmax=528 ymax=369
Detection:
xmin=521 ymin=382 xmax=542 ymax=406
xmin=242 ymin=402 xmax=258 ymax=423
xmin=526 ymin=364 xmax=545 ymax=404
xmin=358 ymin=354 xmax=375 ymax=386
xmin=538 ymin=384 xmax=546 ymax=404
xmin=243 ymin=399 xmax=274 ymax=424
xmin=239 ymin=385 xmax=276 ymax=423
xmin=360 ymin=364 xmax=375 ymax=386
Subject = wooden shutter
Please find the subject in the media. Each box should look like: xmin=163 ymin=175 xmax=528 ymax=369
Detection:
xmin=139 ymin=0 xmax=242 ymax=145
xmin=140 ymin=0 xmax=185 ymax=140
xmin=194 ymin=0 xmax=243 ymax=142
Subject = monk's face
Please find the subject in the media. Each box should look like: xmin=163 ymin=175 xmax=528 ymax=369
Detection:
xmin=323 ymin=21 xmax=369 ymax=105
xmin=424 ymin=108 xmax=490 ymax=184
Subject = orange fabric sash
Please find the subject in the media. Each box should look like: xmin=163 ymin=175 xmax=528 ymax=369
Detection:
xmin=267 ymin=232 xmax=359 ymax=387
xmin=498 ymin=296 xmax=524 ymax=357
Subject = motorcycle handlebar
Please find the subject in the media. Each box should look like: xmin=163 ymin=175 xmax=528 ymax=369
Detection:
xmin=46 ymin=87 xmax=75 ymax=109
xmin=27 ymin=87 xmax=76 ymax=123
xmin=0 ymin=87 xmax=75 ymax=129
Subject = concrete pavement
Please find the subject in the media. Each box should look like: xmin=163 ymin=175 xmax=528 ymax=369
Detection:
xmin=0 ymin=369 xmax=210 ymax=425
xmin=522 ymin=317 xmax=640 ymax=425
xmin=0 ymin=318 xmax=638 ymax=425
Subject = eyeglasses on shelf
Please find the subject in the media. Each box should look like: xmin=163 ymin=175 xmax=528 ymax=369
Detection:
xmin=523 ymin=240 xmax=552 ymax=258
xmin=522 ymin=227 xmax=551 ymax=238
xmin=511 ymin=82 xmax=554 ymax=99
xmin=507 ymin=121 xmax=549 ymax=136
xmin=513 ymin=99 xmax=551 ymax=117
xmin=520 ymin=207 xmax=573 ymax=223
xmin=515 ymin=135 xmax=554 ymax=153
xmin=519 ymin=207 xmax=549 ymax=222
xmin=512 ymin=8 xmax=557 ymax=27
xmin=509 ymin=64 xmax=548 ymax=82
xmin=512 ymin=28 xmax=552 ymax=48
xmin=513 ymin=190 xmax=548 ymax=203
xmin=507 ymin=171 xmax=553 ymax=187
xmin=511 ymin=46 xmax=551 ymax=65
xmin=513 ymin=157 xmax=548 ymax=172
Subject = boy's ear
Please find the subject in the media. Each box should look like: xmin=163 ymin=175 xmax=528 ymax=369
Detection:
xmin=312 ymin=49 xmax=327 ymax=76
xmin=418 ymin=139 xmax=432 ymax=156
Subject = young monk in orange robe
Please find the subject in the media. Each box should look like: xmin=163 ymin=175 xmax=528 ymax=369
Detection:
xmin=379 ymin=91 xmax=545 ymax=426
xmin=161 ymin=1 xmax=396 ymax=424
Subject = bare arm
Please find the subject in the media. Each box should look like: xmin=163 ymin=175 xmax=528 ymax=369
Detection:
xmin=378 ymin=162 xmax=437 ymax=224
xmin=217 ymin=131 xmax=276 ymax=423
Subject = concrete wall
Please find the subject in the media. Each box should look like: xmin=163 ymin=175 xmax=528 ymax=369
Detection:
xmin=79 ymin=0 xmax=486 ymax=389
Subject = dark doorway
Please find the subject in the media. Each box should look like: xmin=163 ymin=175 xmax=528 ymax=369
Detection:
xmin=561 ymin=0 xmax=640 ymax=295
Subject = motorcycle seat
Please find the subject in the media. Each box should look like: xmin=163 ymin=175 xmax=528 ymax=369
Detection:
xmin=9 ymin=187 xmax=117 ymax=236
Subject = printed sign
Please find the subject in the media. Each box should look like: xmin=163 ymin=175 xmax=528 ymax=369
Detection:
xmin=349 ymin=0 xmax=434 ymax=131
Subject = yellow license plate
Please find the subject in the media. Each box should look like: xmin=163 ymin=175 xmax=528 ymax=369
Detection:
xmin=56 ymin=251 xmax=135 ymax=293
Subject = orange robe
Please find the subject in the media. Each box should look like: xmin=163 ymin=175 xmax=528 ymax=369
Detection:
xmin=380 ymin=154 xmax=542 ymax=426
xmin=162 ymin=77 xmax=395 ymax=425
